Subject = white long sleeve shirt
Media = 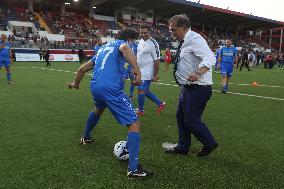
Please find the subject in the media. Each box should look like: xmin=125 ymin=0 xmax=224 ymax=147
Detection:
xmin=137 ymin=37 xmax=160 ymax=80
xmin=175 ymin=30 xmax=215 ymax=85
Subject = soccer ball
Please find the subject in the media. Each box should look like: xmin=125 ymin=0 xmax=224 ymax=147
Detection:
xmin=113 ymin=141 xmax=129 ymax=161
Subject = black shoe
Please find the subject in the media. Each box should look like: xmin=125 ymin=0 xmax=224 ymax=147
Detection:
xmin=221 ymin=90 xmax=227 ymax=94
xmin=127 ymin=165 xmax=154 ymax=179
xmin=164 ymin=147 xmax=188 ymax=155
xmin=80 ymin=137 xmax=94 ymax=145
xmin=197 ymin=143 xmax=218 ymax=157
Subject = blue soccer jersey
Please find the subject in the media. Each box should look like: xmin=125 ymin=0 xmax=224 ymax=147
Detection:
xmin=94 ymin=44 xmax=103 ymax=55
xmin=0 ymin=41 xmax=11 ymax=67
xmin=90 ymin=40 xmax=127 ymax=100
xmin=90 ymin=40 xmax=138 ymax=126
xmin=220 ymin=46 xmax=237 ymax=64
xmin=126 ymin=42 xmax=138 ymax=73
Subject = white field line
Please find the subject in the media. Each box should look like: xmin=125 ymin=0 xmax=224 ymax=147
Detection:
xmin=163 ymin=80 xmax=284 ymax=89
xmin=31 ymin=67 xmax=284 ymax=101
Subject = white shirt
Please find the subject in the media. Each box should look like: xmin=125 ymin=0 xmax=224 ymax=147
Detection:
xmin=137 ymin=37 xmax=160 ymax=80
xmin=176 ymin=30 xmax=215 ymax=85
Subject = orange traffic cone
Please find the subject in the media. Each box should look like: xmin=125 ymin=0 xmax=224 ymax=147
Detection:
xmin=251 ymin=82 xmax=258 ymax=87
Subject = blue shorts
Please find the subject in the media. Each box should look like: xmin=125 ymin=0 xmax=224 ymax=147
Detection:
xmin=220 ymin=63 xmax=233 ymax=78
xmin=0 ymin=59 xmax=10 ymax=68
xmin=137 ymin=80 xmax=151 ymax=92
xmin=91 ymin=91 xmax=138 ymax=126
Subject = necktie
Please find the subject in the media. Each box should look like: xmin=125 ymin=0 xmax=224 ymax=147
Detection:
xmin=173 ymin=40 xmax=184 ymax=86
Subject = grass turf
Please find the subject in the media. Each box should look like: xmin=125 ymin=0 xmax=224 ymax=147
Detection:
xmin=0 ymin=62 xmax=283 ymax=188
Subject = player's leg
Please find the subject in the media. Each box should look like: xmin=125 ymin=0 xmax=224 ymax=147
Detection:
xmin=137 ymin=81 xmax=147 ymax=115
xmin=106 ymin=93 xmax=152 ymax=178
xmin=239 ymin=59 xmax=245 ymax=71
xmin=80 ymin=100 xmax=106 ymax=145
xmin=214 ymin=61 xmax=218 ymax=73
xmin=220 ymin=64 xmax=228 ymax=93
xmin=225 ymin=64 xmax=233 ymax=91
xmin=245 ymin=60 xmax=251 ymax=71
xmin=165 ymin=88 xmax=189 ymax=155
xmin=143 ymin=80 xmax=166 ymax=113
xmin=182 ymin=85 xmax=217 ymax=156
xmin=4 ymin=61 xmax=12 ymax=84
xmin=165 ymin=61 xmax=169 ymax=71
xmin=0 ymin=61 xmax=3 ymax=76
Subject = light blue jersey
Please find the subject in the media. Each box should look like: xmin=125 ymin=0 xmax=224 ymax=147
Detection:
xmin=90 ymin=40 xmax=127 ymax=100
xmin=220 ymin=46 xmax=237 ymax=64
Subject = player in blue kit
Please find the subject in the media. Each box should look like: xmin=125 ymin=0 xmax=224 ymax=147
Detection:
xmin=126 ymin=38 xmax=138 ymax=99
xmin=0 ymin=34 xmax=13 ymax=85
xmin=218 ymin=39 xmax=238 ymax=93
xmin=66 ymin=29 xmax=153 ymax=179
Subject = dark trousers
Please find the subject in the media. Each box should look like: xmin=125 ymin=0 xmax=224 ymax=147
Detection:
xmin=79 ymin=56 xmax=83 ymax=64
xmin=46 ymin=59 xmax=50 ymax=66
xmin=176 ymin=85 xmax=216 ymax=151
xmin=240 ymin=59 xmax=251 ymax=71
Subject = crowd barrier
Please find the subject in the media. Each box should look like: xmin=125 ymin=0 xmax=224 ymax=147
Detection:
xmin=14 ymin=48 xmax=94 ymax=62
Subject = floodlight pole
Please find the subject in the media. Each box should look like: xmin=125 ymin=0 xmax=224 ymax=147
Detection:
xmin=28 ymin=0 xmax=33 ymax=12
xmin=269 ymin=29 xmax=272 ymax=48
xmin=280 ymin=29 xmax=283 ymax=52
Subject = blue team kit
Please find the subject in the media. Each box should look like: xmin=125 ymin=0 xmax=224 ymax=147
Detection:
xmin=90 ymin=40 xmax=138 ymax=126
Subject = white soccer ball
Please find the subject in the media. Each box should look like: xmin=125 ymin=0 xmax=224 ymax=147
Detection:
xmin=113 ymin=141 xmax=129 ymax=161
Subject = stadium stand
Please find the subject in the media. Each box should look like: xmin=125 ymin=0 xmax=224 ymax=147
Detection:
xmin=0 ymin=0 xmax=283 ymax=57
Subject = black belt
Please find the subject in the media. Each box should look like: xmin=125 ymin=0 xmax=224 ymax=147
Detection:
xmin=182 ymin=84 xmax=208 ymax=89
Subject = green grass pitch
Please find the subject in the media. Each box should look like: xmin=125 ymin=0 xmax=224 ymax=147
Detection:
xmin=0 ymin=62 xmax=283 ymax=188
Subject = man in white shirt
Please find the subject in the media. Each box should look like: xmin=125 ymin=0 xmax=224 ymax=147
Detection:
xmin=165 ymin=15 xmax=218 ymax=156
xmin=136 ymin=26 xmax=165 ymax=116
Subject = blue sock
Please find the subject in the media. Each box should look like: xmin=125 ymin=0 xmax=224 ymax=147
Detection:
xmin=225 ymin=84 xmax=228 ymax=91
xmin=127 ymin=132 xmax=140 ymax=171
xmin=83 ymin=111 xmax=100 ymax=139
xmin=7 ymin=73 xmax=11 ymax=81
xmin=145 ymin=91 xmax=162 ymax=106
xmin=138 ymin=93 xmax=145 ymax=112
xmin=130 ymin=83 xmax=135 ymax=97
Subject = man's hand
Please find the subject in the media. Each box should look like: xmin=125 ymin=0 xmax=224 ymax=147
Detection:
xmin=133 ymin=72 xmax=142 ymax=86
xmin=152 ymin=74 xmax=159 ymax=82
xmin=187 ymin=72 xmax=200 ymax=82
xmin=66 ymin=82 xmax=79 ymax=89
